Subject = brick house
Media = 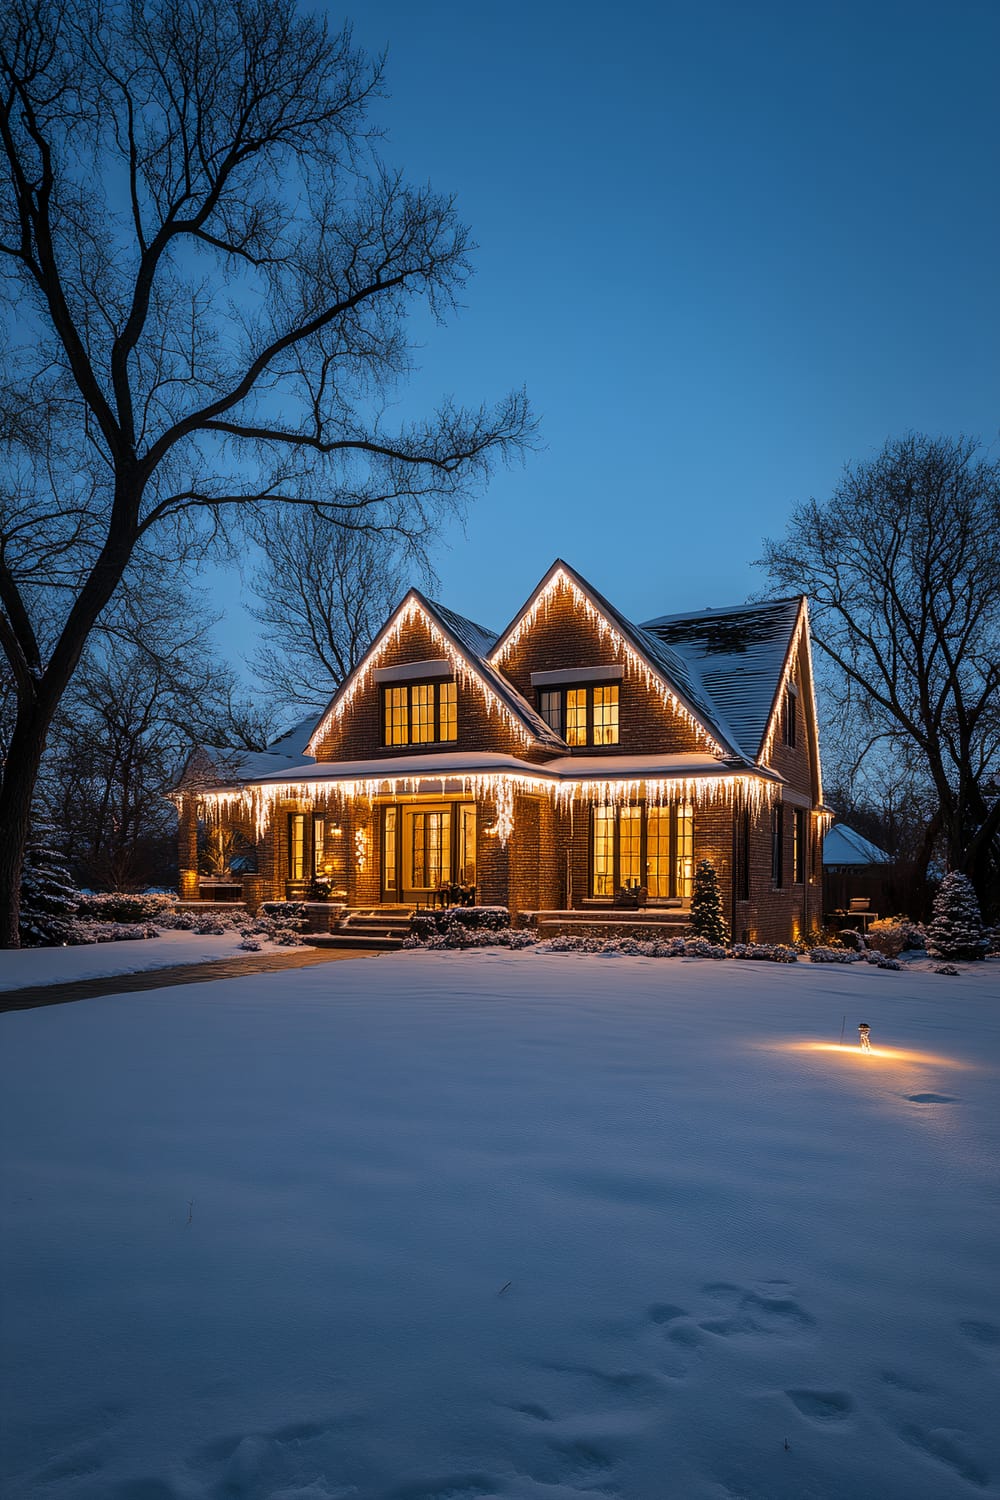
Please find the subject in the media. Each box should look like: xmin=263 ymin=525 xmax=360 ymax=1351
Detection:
xmin=175 ymin=560 xmax=828 ymax=943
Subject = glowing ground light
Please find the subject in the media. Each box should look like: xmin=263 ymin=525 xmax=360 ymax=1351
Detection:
xmin=778 ymin=1042 xmax=970 ymax=1071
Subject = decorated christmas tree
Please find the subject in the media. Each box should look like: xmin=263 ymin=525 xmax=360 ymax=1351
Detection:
xmin=688 ymin=858 xmax=730 ymax=945
xmin=926 ymin=871 xmax=988 ymax=961
xmin=19 ymin=821 xmax=80 ymax=946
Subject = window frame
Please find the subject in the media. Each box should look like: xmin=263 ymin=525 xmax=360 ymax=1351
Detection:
xmin=537 ymin=681 xmax=620 ymax=747
xmin=381 ymin=677 xmax=458 ymax=747
xmin=771 ymin=803 xmax=784 ymax=889
xmin=793 ymin=806 xmax=806 ymax=884
xmin=589 ymin=802 xmax=694 ymax=900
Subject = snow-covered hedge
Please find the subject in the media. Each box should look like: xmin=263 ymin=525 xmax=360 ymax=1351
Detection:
xmin=404 ymin=922 xmax=534 ymax=950
xmin=75 ymin=891 xmax=180 ymax=924
xmin=809 ymin=947 xmax=859 ymax=964
xmin=63 ymin=920 xmax=160 ymax=944
xmin=410 ymin=907 xmax=511 ymax=941
xmin=730 ymin=943 xmax=799 ymax=964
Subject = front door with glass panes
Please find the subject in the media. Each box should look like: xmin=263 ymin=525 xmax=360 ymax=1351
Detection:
xmin=389 ymin=802 xmax=477 ymax=904
xmin=591 ymin=802 xmax=694 ymax=901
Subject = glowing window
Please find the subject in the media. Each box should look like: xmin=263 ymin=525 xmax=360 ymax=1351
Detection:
xmin=674 ymin=802 xmax=694 ymax=899
xmin=541 ymin=682 xmax=620 ymax=747
xmin=411 ymin=683 xmax=435 ymax=743
xmin=592 ymin=685 xmax=619 ymax=746
xmin=382 ymin=680 xmax=457 ymax=746
xmin=385 ymin=686 xmax=409 ymax=746
xmin=566 ymin=688 xmax=588 ymax=746
xmin=592 ymin=806 xmax=616 ymax=896
xmin=439 ymin=680 xmax=458 ymax=741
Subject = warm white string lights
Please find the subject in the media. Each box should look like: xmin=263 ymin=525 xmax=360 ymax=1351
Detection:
xmin=196 ymin=767 xmax=777 ymax=849
xmin=305 ymin=595 xmax=539 ymax=756
xmin=489 ymin=568 xmax=728 ymax=758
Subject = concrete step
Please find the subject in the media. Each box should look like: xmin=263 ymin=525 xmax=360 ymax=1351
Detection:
xmin=307 ymin=932 xmax=405 ymax=952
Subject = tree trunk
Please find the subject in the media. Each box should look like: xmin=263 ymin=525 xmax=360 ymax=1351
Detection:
xmin=0 ymin=705 xmax=56 ymax=947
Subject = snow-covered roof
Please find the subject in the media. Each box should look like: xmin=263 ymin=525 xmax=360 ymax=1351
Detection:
xmin=252 ymin=751 xmax=552 ymax=785
xmin=822 ymin=824 xmax=892 ymax=867
xmin=642 ymin=597 xmax=803 ymax=761
xmin=216 ymin=748 xmax=780 ymax=794
xmin=542 ymin=752 xmax=780 ymax=782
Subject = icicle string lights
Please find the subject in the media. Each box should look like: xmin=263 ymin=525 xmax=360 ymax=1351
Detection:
xmin=305 ymin=596 xmax=538 ymax=756
xmin=197 ymin=768 xmax=777 ymax=848
xmin=489 ymin=568 xmax=727 ymax=757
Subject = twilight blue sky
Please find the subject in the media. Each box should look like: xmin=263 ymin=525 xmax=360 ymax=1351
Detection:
xmin=210 ymin=0 xmax=1000 ymax=676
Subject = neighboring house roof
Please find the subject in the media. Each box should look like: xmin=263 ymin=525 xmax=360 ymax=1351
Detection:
xmin=178 ymin=716 xmax=318 ymax=789
xmin=642 ymin=597 xmax=803 ymax=761
xmin=822 ymin=824 xmax=892 ymax=867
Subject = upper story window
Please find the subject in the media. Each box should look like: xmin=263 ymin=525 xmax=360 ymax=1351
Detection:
xmin=539 ymin=683 xmax=620 ymax=746
xmin=782 ymin=683 xmax=798 ymax=747
xmin=383 ymin=680 xmax=457 ymax=746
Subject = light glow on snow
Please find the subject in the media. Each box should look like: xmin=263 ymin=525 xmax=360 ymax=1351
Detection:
xmin=780 ymin=1041 xmax=971 ymax=1071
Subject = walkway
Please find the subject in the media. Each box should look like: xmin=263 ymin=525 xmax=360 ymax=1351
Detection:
xmin=0 ymin=945 xmax=383 ymax=1015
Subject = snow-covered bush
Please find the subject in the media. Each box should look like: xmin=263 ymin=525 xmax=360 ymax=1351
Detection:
xmin=927 ymin=873 xmax=988 ymax=961
xmin=934 ymin=963 xmax=960 ymax=976
xmin=76 ymin=891 xmax=180 ymax=924
xmin=408 ymin=920 xmax=535 ymax=950
xmin=866 ymin=917 xmax=907 ymax=958
xmin=409 ymin=906 xmax=511 ymax=942
xmin=62 ymin=920 xmax=159 ymax=944
xmin=238 ymin=937 xmax=263 ymax=952
xmin=809 ymin=947 xmax=859 ymax=964
xmin=731 ymin=943 xmax=799 ymax=963
xmin=680 ymin=936 xmax=728 ymax=960
xmin=688 ymin=860 xmax=730 ymax=945
xmin=837 ymin=928 xmax=864 ymax=952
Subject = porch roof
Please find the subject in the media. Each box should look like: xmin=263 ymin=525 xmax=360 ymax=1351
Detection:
xmin=237 ymin=749 xmax=783 ymax=792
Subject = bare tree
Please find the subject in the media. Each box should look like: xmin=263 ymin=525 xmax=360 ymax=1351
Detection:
xmin=0 ymin=0 xmax=533 ymax=944
xmin=42 ymin=582 xmax=268 ymax=890
xmin=247 ymin=514 xmax=416 ymax=713
xmin=758 ymin=434 xmax=1000 ymax=915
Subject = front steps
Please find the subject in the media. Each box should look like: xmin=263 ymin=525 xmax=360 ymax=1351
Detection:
xmin=306 ymin=908 xmax=413 ymax=952
xmin=526 ymin=908 xmax=691 ymax=942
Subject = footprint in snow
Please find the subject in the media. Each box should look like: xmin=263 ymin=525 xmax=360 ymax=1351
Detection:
xmin=785 ymin=1388 xmax=854 ymax=1424
xmin=896 ymin=1423 xmax=989 ymax=1488
xmin=697 ymin=1284 xmax=815 ymax=1338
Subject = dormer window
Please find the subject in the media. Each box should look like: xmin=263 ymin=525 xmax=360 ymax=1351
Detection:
xmin=382 ymin=679 xmax=458 ymax=746
xmin=538 ymin=682 xmax=620 ymax=746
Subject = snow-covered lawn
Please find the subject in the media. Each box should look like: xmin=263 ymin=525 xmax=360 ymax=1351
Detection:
xmin=1 ymin=951 xmax=998 ymax=1500
xmin=0 ymin=928 xmax=298 ymax=993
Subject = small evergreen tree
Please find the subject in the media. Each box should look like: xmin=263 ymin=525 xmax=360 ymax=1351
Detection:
xmin=926 ymin=871 xmax=988 ymax=961
xmin=688 ymin=859 xmax=730 ymax=945
xmin=19 ymin=822 xmax=80 ymax=947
